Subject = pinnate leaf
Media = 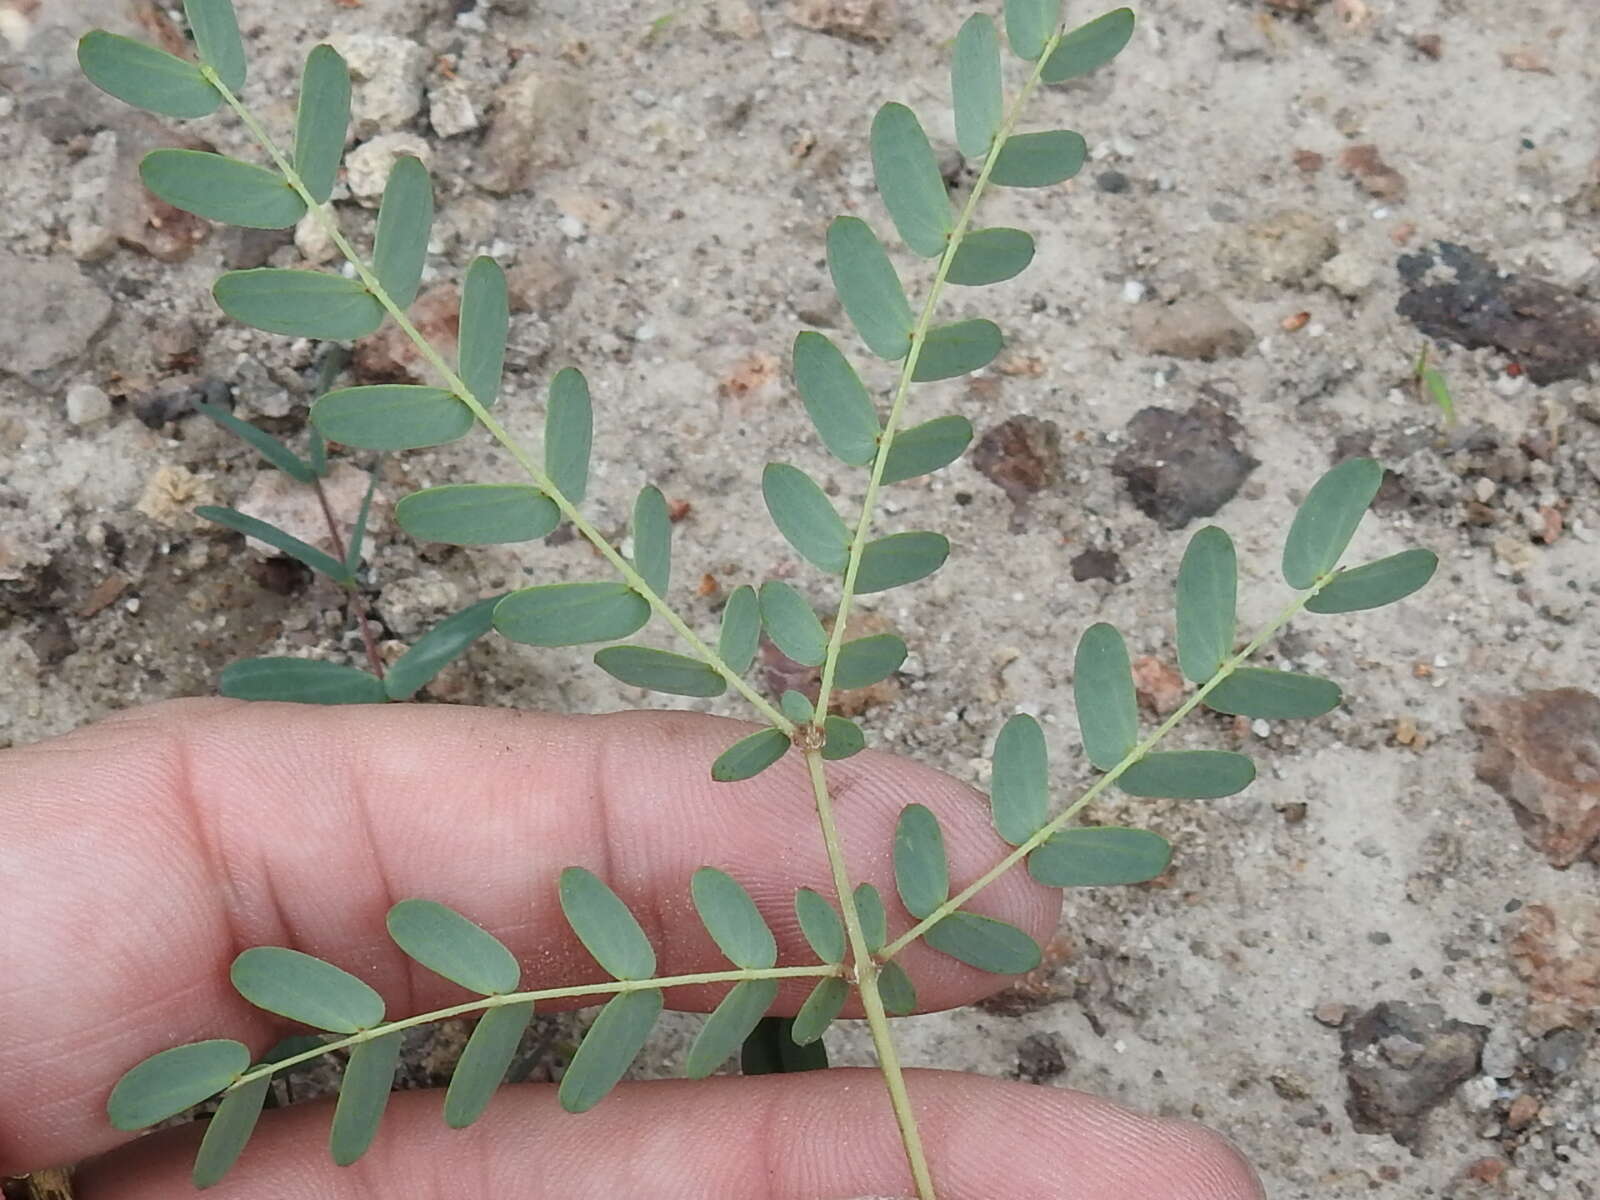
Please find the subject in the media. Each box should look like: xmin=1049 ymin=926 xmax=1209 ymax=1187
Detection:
xmin=953 ymin=14 xmax=1004 ymax=158
xmin=384 ymin=594 xmax=503 ymax=701
xmin=459 ymin=256 xmax=509 ymax=407
xmin=141 ymin=150 xmax=303 ymax=230
xmin=794 ymin=887 xmax=846 ymax=963
xmin=792 ymin=332 xmax=880 ymax=466
xmin=1074 ymin=622 xmax=1138 ymax=770
xmin=686 ymin=980 xmax=778 ymax=1079
xmin=991 ymin=712 xmax=1049 ymax=845
xmin=560 ymin=867 xmax=655 ymax=980
xmin=763 ymin=464 xmax=851 ymax=573
xmin=444 ymin=1002 xmax=533 ymax=1129
xmin=1004 ymin=0 xmax=1061 ymax=60
xmin=923 ymin=911 xmax=1041 ymax=974
xmin=1306 ymin=548 xmax=1438 ymax=614
xmin=871 ymin=102 xmax=950 ymax=258
xmin=821 ymin=716 xmax=866 ymax=760
xmin=396 ymin=484 xmax=558 ymax=546
xmin=214 ymin=269 xmax=384 ymax=340
xmin=711 ymin=727 xmax=790 ymax=782
xmin=314 ymin=385 xmax=472 ymax=451
xmin=386 ymin=899 xmax=520 ymax=995
xmin=632 ymin=485 xmax=672 ymax=595
xmin=717 ymin=586 xmax=760 ymax=675
xmin=856 ymin=531 xmax=949 ymax=594
xmin=877 ymin=961 xmax=917 ymax=1015
xmin=1205 ymin=668 xmax=1341 ymax=720
xmin=1028 ymin=826 xmax=1171 ymax=887
xmin=494 ymin=583 xmax=649 ymax=647
xmin=220 ymin=657 xmax=386 ymax=705
xmin=193 ymin=397 xmax=313 ymax=482
xmin=559 ymin=989 xmax=662 ymax=1113
xmin=329 ymin=1032 xmax=400 ymax=1166
xmin=791 ymin=977 xmax=850 ymax=1045
xmin=1118 ymin=750 xmax=1255 ymax=799
xmin=834 ymin=634 xmax=906 ymax=690
xmin=990 ymin=130 xmax=1087 ymax=188
xmin=191 ymin=1074 xmax=269 ymax=1188
xmin=594 ymin=646 xmax=726 ymax=698
xmin=759 ymin=581 xmax=828 ymax=666
xmin=1040 ymin=8 xmax=1135 ymax=84
xmin=230 ymin=947 xmax=384 ymax=1033
xmin=881 ymin=415 xmax=973 ymax=484
xmin=827 ymin=216 xmax=914 ymax=361
xmin=196 ymin=506 xmax=351 ymax=582
xmin=1282 ymin=457 xmax=1382 ymax=588
xmin=947 ymin=228 xmax=1035 ymax=286
xmin=372 ymin=156 xmax=432 ymax=310
xmin=78 ymin=32 xmax=220 ymax=120
xmin=295 ymin=45 xmax=350 ymax=205
xmin=894 ymin=804 xmax=948 ymax=920
xmin=545 ymin=367 xmax=593 ymax=504
xmin=108 ymin=1040 xmax=249 ymax=1131
xmin=1176 ymin=526 xmax=1237 ymax=683
xmin=912 ymin=319 xmax=1003 ymax=382
xmin=692 ymin=868 xmax=778 ymax=969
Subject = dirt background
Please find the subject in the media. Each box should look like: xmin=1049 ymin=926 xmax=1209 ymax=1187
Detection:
xmin=3 ymin=0 xmax=1599 ymax=1196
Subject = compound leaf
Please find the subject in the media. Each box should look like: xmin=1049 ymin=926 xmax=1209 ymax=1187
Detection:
xmin=183 ymin=0 xmax=246 ymax=91
xmin=594 ymin=646 xmax=726 ymax=698
xmin=632 ymin=485 xmax=672 ymax=596
xmin=881 ymin=415 xmax=973 ymax=483
xmin=141 ymin=150 xmax=303 ymax=230
xmin=559 ymin=988 xmax=662 ymax=1113
xmin=193 ymin=397 xmax=313 ymax=483
xmin=195 ymin=506 xmax=350 ymax=582
xmin=396 ymin=484 xmax=559 ymax=546
xmin=820 ymin=716 xmax=866 ymax=761
xmin=947 ymin=228 xmax=1035 ymax=286
xmin=78 ymin=31 xmax=221 ymax=120
xmin=686 ymin=980 xmax=778 ymax=1079
xmin=1118 ymin=750 xmax=1255 ymax=799
xmin=459 ymin=256 xmax=509 ymax=407
xmin=1176 ymin=526 xmax=1237 ymax=683
xmin=295 ymin=44 xmax=350 ymax=205
xmin=384 ymin=594 xmax=503 ymax=701
xmin=1041 ymin=8 xmax=1135 ymax=84
xmin=792 ymin=332 xmax=881 ymax=466
xmin=990 ymin=130 xmax=1087 ymax=188
xmin=372 ymin=156 xmax=432 ymax=310
xmin=329 ymin=1032 xmax=400 ymax=1166
xmin=108 ymin=1040 xmax=249 ymax=1132
xmin=1074 ymin=622 xmax=1138 ymax=771
xmin=1028 ymin=826 xmax=1171 ymax=887
xmin=385 ymin=899 xmax=520 ymax=995
xmin=923 ymin=911 xmax=1041 ymax=974
xmin=1307 ymin=549 xmax=1438 ymax=614
xmin=827 ymin=216 xmax=914 ymax=361
xmin=444 ymin=1001 xmax=533 ymax=1129
xmin=763 ymin=464 xmax=851 ymax=573
xmin=991 ymin=712 xmax=1049 ymax=845
xmin=790 ymin=977 xmax=849 ymax=1045
xmin=494 ymin=583 xmax=649 ymax=647
xmin=559 ymin=867 xmax=655 ymax=980
xmin=870 ymin=102 xmax=950 ymax=258
xmin=759 ymin=581 xmax=828 ymax=666
xmin=834 ymin=634 xmax=906 ymax=690
xmin=1004 ymin=0 xmax=1061 ymax=60
xmin=711 ymin=727 xmax=790 ymax=783
xmin=877 ymin=961 xmax=917 ymax=1016
xmin=717 ymin=586 xmax=760 ymax=675
xmin=894 ymin=804 xmax=948 ymax=920
xmin=854 ymin=882 xmax=887 ymax=952
xmin=794 ymin=887 xmax=845 ymax=964
xmin=692 ymin=868 xmax=778 ymax=970
xmin=856 ymin=532 xmax=949 ymax=594
xmin=220 ymin=658 xmax=385 ymax=705
xmin=230 ymin=947 xmax=383 ymax=1033
xmin=953 ymin=14 xmax=1003 ymax=159
xmin=545 ymin=367 xmax=593 ymax=504
xmin=314 ymin=385 xmax=472 ymax=452
xmin=214 ymin=269 xmax=384 ymax=340
xmin=912 ymin=319 xmax=1003 ymax=382
xmin=190 ymin=1074 xmax=269 ymax=1188
xmin=1206 ymin=668 xmax=1341 ymax=720
xmin=1282 ymin=457 xmax=1382 ymax=589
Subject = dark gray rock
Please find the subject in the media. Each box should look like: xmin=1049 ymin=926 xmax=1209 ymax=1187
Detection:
xmin=1014 ymin=1032 xmax=1070 ymax=1083
xmin=1111 ymin=402 xmax=1258 ymax=529
xmin=1529 ymin=1028 xmax=1587 ymax=1079
xmin=1341 ymin=1001 xmax=1487 ymax=1149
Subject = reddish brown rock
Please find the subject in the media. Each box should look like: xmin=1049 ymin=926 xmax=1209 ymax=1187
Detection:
xmin=971 ymin=415 xmax=1062 ymax=509
xmin=1509 ymin=900 xmax=1600 ymax=1035
xmin=354 ymin=285 xmax=461 ymax=383
xmin=1132 ymin=655 xmax=1187 ymax=716
xmin=1339 ymin=144 xmax=1408 ymax=201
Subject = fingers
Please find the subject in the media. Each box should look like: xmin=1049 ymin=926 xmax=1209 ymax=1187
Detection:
xmin=0 ymin=699 xmax=1057 ymax=1173
xmin=77 ymin=1069 xmax=1263 ymax=1200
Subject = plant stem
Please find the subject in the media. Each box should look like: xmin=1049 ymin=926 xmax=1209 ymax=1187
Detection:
xmin=309 ymin=475 xmax=386 ymax=679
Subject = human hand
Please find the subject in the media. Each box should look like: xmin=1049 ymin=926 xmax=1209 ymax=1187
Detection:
xmin=2 ymin=699 xmax=1264 ymax=1198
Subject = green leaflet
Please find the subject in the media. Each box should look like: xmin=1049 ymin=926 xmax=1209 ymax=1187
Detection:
xmin=632 ymin=485 xmax=672 ymax=596
xmin=78 ymin=32 xmax=221 ymax=120
xmin=893 ymin=804 xmax=948 ymax=920
xmin=1176 ymin=526 xmax=1237 ymax=683
xmin=191 ymin=1074 xmax=269 ymax=1188
xmin=741 ymin=1016 xmax=828 ymax=1075
xmin=717 ymin=586 xmax=761 ymax=675
xmin=559 ymin=989 xmax=662 ymax=1113
xmin=1040 ymin=8 xmax=1136 ymax=84
xmin=692 ymin=868 xmax=778 ymax=969
xmin=213 ymin=269 xmax=384 ymax=340
xmin=794 ymin=887 xmax=846 ymax=963
xmin=295 ymin=45 xmax=350 ymax=205
xmin=1282 ymin=457 xmax=1383 ymax=589
xmin=594 ymin=646 xmax=726 ymax=698
xmin=459 ymin=257 xmax=509 ymax=407
xmin=711 ymin=727 xmax=790 ymax=782
xmin=821 ymin=716 xmax=866 ymax=760
xmin=444 ymin=1001 xmax=533 ymax=1129
xmin=107 ymin=1040 xmax=249 ymax=1132
xmin=385 ymin=899 xmax=520 ymax=995
xmin=1004 ymin=0 xmax=1061 ymax=60
xmin=881 ymin=415 xmax=973 ymax=484
xmin=230 ymin=947 xmax=384 ymax=1033
xmin=792 ymin=332 xmax=881 ymax=466
xmin=220 ymin=658 xmax=386 ymax=705
xmin=759 ymin=581 xmax=828 ymax=666
xmin=870 ymin=102 xmax=950 ymax=258
xmin=372 ymin=156 xmax=432 ymax=310
xmin=923 ymin=911 xmax=1041 ymax=974
xmin=140 ymin=150 xmax=304 ymax=230
xmin=834 ymin=634 xmax=906 ymax=690
xmin=1029 ymin=826 xmax=1172 ymax=887
xmin=313 ymin=385 xmax=473 ymax=451
xmin=384 ymin=594 xmax=504 ymax=701
xmin=827 ymin=216 xmax=914 ymax=361
xmin=545 ymin=367 xmax=594 ymax=504
xmin=193 ymin=397 xmax=313 ymax=482
xmin=346 ymin=471 xmax=376 ymax=578
xmin=1307 ymin=549 xmax=1438 ymax=614
xmin=854 ymin=882 xmax=888 ymax=952
xmin=396 ymin=485 xmax=559 ymax=546
xmin=1118 ymin=750 xmax=1255 ymax=799
xmin=952 ymin=14 xmax=1003 ymax=159
xmin=559 ymin=867 xmax=656 ymax=980
xmin=1074 ymin=622 xmax=1138 ymax=771
xmin=184 ymin=0 xmax=247 ymax=91
xmin=781 ymin=690 xmax=816 ymax=724
xmin=946 ymin=228 xmax=1035 ymax=286
xmin=686 ymin=980 xmax=778 ymax=1079
xmin=195 ymin=505 xmax=351 ymax=582
xmin=763 ymin=464 xmax=851 ymax=573
xmin=877 ymin=961 xmax=917 ymax=1016
xmin=790 ymin=977 xmax=850 ymax=1045
xmin=912 ymin=320 xmax=1004 ymax=382
xmin=990 ymin=130 xmax=1088 ymax=188
xmin=991 ymin=712 xmax=1049 ymax=845
xmin=1205 ymin=668 xmax=1341 ymax=720
xmin=856 ymin=532 xmax=949 ymax=594
xmin=494 ymin=583 xmax=649 ymax=647
xmin=329 ymin=1032 xmax=400 ymax=1166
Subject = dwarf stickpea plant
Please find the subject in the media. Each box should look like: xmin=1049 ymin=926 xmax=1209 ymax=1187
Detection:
xmin=79 ymin=1 xmax=1438 ymax=1194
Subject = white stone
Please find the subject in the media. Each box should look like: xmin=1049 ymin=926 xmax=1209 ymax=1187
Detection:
xmin=345 ymin=134 xmax=433 ymax=206
xmin=65 ymin=383 xmax=112 ymax=426
xmin=428 ymin=79 xmax=479 ymax=138
xmin=328 ymin=33 xmax=429 ymax=138
xmin=1320 ymin=250 xmax=1377 ymax=299
xmin=295 ymin=203 xmax=342 ymax=264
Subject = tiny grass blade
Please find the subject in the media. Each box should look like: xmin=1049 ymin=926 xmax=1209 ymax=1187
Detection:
xmin=1028 ymin=826 xmax=1171 ymax=887
xmin=230 ymin=947 xmax=384 ymax=1033
xmin=870 ymin=102 xmax=950 ymax=259
xmin=372 ymin=156 xmax=432 ymax=310
xmin=444 ymin=1001 xmax=533 ymax=1129
xmin=827 ymin=216 xmax=914 ymax=361
xmin=193 ymin=397 xmax=313 ymax=483
xmin=953 ymin=14 xmax=1003 ymax=159
xmin=632 ymin=485 xmax=672 ymax=596
xmin=329 ymin=1032 xmax=400 ymax=1167
xmin=494 ymin=583 xmax=649 ymax=647
xmin=741 ymin=1016 xmax=829 ymax=1075
xmin=912 ymin=319 xmax=1003 ymax=382
xmin=792 ymin=332 xmax=880 ymax=466
xmin=856 ymin=532 xmax=949 ymax=594
xmin=183 ymin=0 xmax=246 ymax=91
xmin=594 ymin=645 xmax=726 ymax=698
xmin=763 ymin=463 xmax=851 ymax=573
xmin=108 ymin=1040 xmax=249 ymax=1131
xmin=923 ymin=911 xmax=1041 ymax=974
xmin=790 ymin=977 xmax=849 ymax=1045
xmin=191 ymin=1074 xmax=269 ymax=1188
xmin=395 ymin=484 xmax=559 ymax=545
xmin=877 ymin=961 xmax=917 ymax=1016
xmin=991 ymin=712 xmax=1048 ymax=845
xmin=834 ymin=634 xmax=906 ymax=690
xmin=78 ymin=31 xmax=220 ymax=119
xmin=386 ymin=899 xmax=520 ymax=995
xmin=692 ymin=868 xmax=778 ymax=969
xmin=214 ymin=270 xmax=384 ymax=340
xmin=717 ymin=585 xmax=760 ymax=675
xmin=881 ymin=415 xmax=973 ymax=484
xmin=141 ymin=150 xmax=304 ymax=230
xmin=1074 ymin=622 xmax=1138 ymax=771
xmin=558 ymin=988 xmax=662 ymax=1113
xmin=1205 ymin=667 xmax=1341 ymax=720
xmin=1282 ymin=457 xmax=1383 ymax=589
xmin=1176 ymin=526 xmax=1237 ymax=683
xmin=686 ymin=980 xmax=778 ymax=1079
xmin=1307 ymin=548 xmax=1438 ymax=614
xmin=559 ymin=867 xmax=656 ymax=980
xmin=313 ymin=385 xmax=472 ymax=451
xmin=545 ymin=367 xmax=593 ymax=504
xmin=946 ymin=228 xmax=1035 ymax=286
xmin=894 ymin=804 xmax=948 ymax=920
xmin=295 ymin=44 xmax=350 ymax=205
xmin=459 ymin=256 xmax=509 ymax=407
xmin=821 ymin=716 xmax=866 ymax=760
xmin=344 ymin=470 xmax=377 ymax=574
xmin=781 ymin=690 xmax=816 ymax=724
xmin=990 ymin=130 xmax=1088 ymax=188
xmin=220 ymin=658 xmax=385 ymax=705
xmin=854 ymin=882 xmax=887 ymax=952
xmin=1118 ymin=750 xmax=1255 ymax=799
xmin=1004 ymin=0 xmax=1061 ymax=60
xmin=195 ymin=506 xmax=350 ymax=582
xmin=1041 ymin=8 xmax=1136 ymax=84
xmin=794 ymin=887 xmax=846 ymax=963
xmin=711 ymin=727 xmax=790 ymax=782
xmin=758 ymin=581 xmax=828 ymax=666
xmin=383 ymin=594 xmax=503 ymax=701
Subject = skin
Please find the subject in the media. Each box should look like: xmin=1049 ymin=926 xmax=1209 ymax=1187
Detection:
xmin=1 ymin=699 xmax=1266 ymax=1199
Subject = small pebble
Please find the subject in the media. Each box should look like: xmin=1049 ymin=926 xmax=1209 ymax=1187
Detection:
xmin=65 ymin=383 xmax=112 ymax=426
